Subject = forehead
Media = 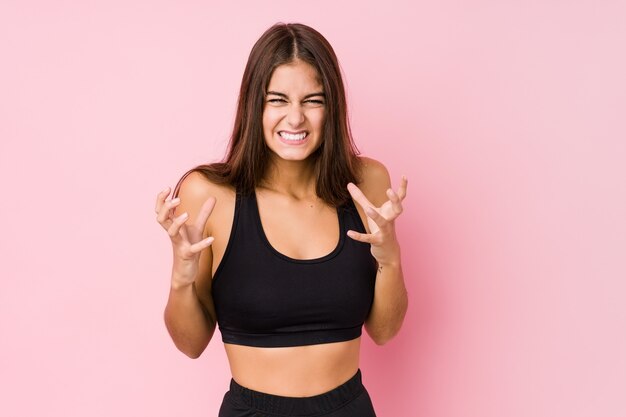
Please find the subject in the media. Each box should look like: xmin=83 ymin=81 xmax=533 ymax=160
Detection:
xmin=267 ymin=60 xmax=323 ymax=93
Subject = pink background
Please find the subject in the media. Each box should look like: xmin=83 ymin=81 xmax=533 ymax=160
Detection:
xmin=1 ymin=1 xmax=625 ymax=416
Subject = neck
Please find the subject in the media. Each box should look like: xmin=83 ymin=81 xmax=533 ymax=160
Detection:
xmin=260 ymin=156 xmax=318 ymax=199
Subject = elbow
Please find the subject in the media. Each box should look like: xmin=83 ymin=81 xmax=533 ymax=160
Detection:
xmin=182 ymin=347 xmax=203 ymax=359
xmin=365 ymin=323 xmax=397 ymax=346
xmin=373 ymin=337 xmax=388 ymax=346
xmin=177 ymin=334 xmax=213 ymax=359
xmin=173 ymin=338 xmax=208 ymax=359
xmin=163 ymin=316 xmax=211 ymax=359
xmin=366 ymin=301 xmax=408 ymax=346
xmin=371 ymin=331 xmax=395 ymax=346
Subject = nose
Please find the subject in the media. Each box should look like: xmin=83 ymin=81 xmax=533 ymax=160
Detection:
xmin=286 ymin=103 xmax=305 ymax=127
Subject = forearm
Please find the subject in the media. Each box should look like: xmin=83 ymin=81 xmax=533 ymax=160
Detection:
xmin=364 ymin=259 xmax=408 ymax=345
xmin=163 ymin=279 xmax=215 ymax=358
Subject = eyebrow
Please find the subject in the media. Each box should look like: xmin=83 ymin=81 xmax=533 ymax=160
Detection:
xmin=266 ymin=91 xmax=325 ymax=99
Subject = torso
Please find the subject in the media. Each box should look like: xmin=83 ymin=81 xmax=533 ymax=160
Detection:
xmin=204 ymin=175 xmax=373 ymax=397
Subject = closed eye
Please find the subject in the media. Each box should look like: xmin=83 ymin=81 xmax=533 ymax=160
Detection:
xmin=266 ymin=98 xmax=324 ymax=105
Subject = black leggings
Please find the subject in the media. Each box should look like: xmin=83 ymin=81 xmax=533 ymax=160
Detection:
xmin=217 ymin=368 xmax=377 ymax=417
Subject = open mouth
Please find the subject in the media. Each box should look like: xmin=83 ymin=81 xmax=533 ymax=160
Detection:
xmin=278 ymin=131 xmax=308 ymax=142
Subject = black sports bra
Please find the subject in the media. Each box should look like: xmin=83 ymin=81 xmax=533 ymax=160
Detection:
xmin=211 ymin=191 xmax=377 ymax=347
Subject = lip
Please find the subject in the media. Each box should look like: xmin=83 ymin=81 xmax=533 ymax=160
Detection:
xmin=278 ymin=130 xmax=308 ymax=135
xmin=276 ymin=131 xmax=309 ymax=146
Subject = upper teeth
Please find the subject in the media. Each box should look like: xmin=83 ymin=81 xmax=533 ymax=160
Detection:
xmin=279 ymin=131 xmax=307 ymax=141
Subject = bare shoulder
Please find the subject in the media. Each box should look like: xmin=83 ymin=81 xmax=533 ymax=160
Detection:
xmin=174 ymin=171 xmax=235 ymax=235
xmin=176 ymin=171 xmax=232 ymax=202
xmin=357 ymin=156 xmax=392 ymax=206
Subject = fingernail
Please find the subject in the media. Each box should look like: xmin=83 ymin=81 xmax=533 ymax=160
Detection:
xmin=171 ymin=197 xmax=180 ymax=204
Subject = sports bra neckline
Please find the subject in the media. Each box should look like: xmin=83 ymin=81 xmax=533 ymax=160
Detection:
xmin=250 ymin=190 xmax=347 ymax=264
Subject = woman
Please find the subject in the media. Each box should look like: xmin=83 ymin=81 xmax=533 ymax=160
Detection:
xmin=155 ymin=23 xmax=408 ymax=417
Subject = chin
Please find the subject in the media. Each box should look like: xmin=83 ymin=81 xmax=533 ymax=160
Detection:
xmin=271 ymin=150 xmax=316 ymax=162
xmin=267 ymin=139 xmax=322 ymax=163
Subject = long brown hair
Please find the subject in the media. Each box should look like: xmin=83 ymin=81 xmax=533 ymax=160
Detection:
xmin=173 ymin=23 xmax=362 ymax=207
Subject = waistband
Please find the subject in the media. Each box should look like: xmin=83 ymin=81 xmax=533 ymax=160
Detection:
xmin=228 ymin=369 xmax=365 ymax=416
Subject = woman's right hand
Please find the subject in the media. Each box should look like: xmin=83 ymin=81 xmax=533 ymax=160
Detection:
xmin=155 ymin=186 xmax=216 ymax=288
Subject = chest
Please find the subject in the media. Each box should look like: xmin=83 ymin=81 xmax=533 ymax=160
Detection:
xmin=208 ymin=190 xmax=370 ymax=278
xmin=256 ymin=195 xmax=340 ymax=260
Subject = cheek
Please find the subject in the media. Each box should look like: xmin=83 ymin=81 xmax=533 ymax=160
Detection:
xmin=263 ymin=108 xmax=283 ymax=131
xmin=308 ymin=110 xmax=326 ymax=130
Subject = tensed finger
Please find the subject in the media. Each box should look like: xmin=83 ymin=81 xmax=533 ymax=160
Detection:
xmin=189 ymin=236 xmax=215 ymax=254
xmin=192 ymin=197 xmax=217 ymax=234
xmin=365 ymin=206 xmax=390 ymax=230
xmin=347 ymin=182 xmax=375 ymax=211
xmin=346 ymin=229 xmax=378 ymax=244
xmin=156 ymin=197 xmax=181 ymax=224
xmin=386 ymin=188 xmax=403 ymax=215
xmin=154 ymin=186 xmax=171 ymax=214
xmin=397 ymin=176 xmax=408 ymax=200
xmin=166 ymin=211 xmax=188 ymax=239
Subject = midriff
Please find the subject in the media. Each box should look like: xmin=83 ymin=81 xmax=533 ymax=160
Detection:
xmin=207 ymin=185 xmax=365 ymax=397
xmin=223 ymin=337 xmax=361 ymax=397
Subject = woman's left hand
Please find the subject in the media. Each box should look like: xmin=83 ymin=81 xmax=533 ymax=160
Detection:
xmin=346 ymin=176 xmax=407 ymax=267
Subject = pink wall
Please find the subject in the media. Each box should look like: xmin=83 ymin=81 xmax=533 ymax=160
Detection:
xmin=1 ymin=1 xmax=625 ymax=416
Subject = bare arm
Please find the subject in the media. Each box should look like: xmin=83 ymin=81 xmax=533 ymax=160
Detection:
xmin=364 ymin=260 xmax=408 ymax=346
xmin=348 ymin=158 xmax=409 ymax=345
xmin=158 ymin=172 xmax=219 ymax=358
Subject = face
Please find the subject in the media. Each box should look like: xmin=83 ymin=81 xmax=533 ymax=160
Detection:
xmin=262 ymin=60 xmax=326 ymax=162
